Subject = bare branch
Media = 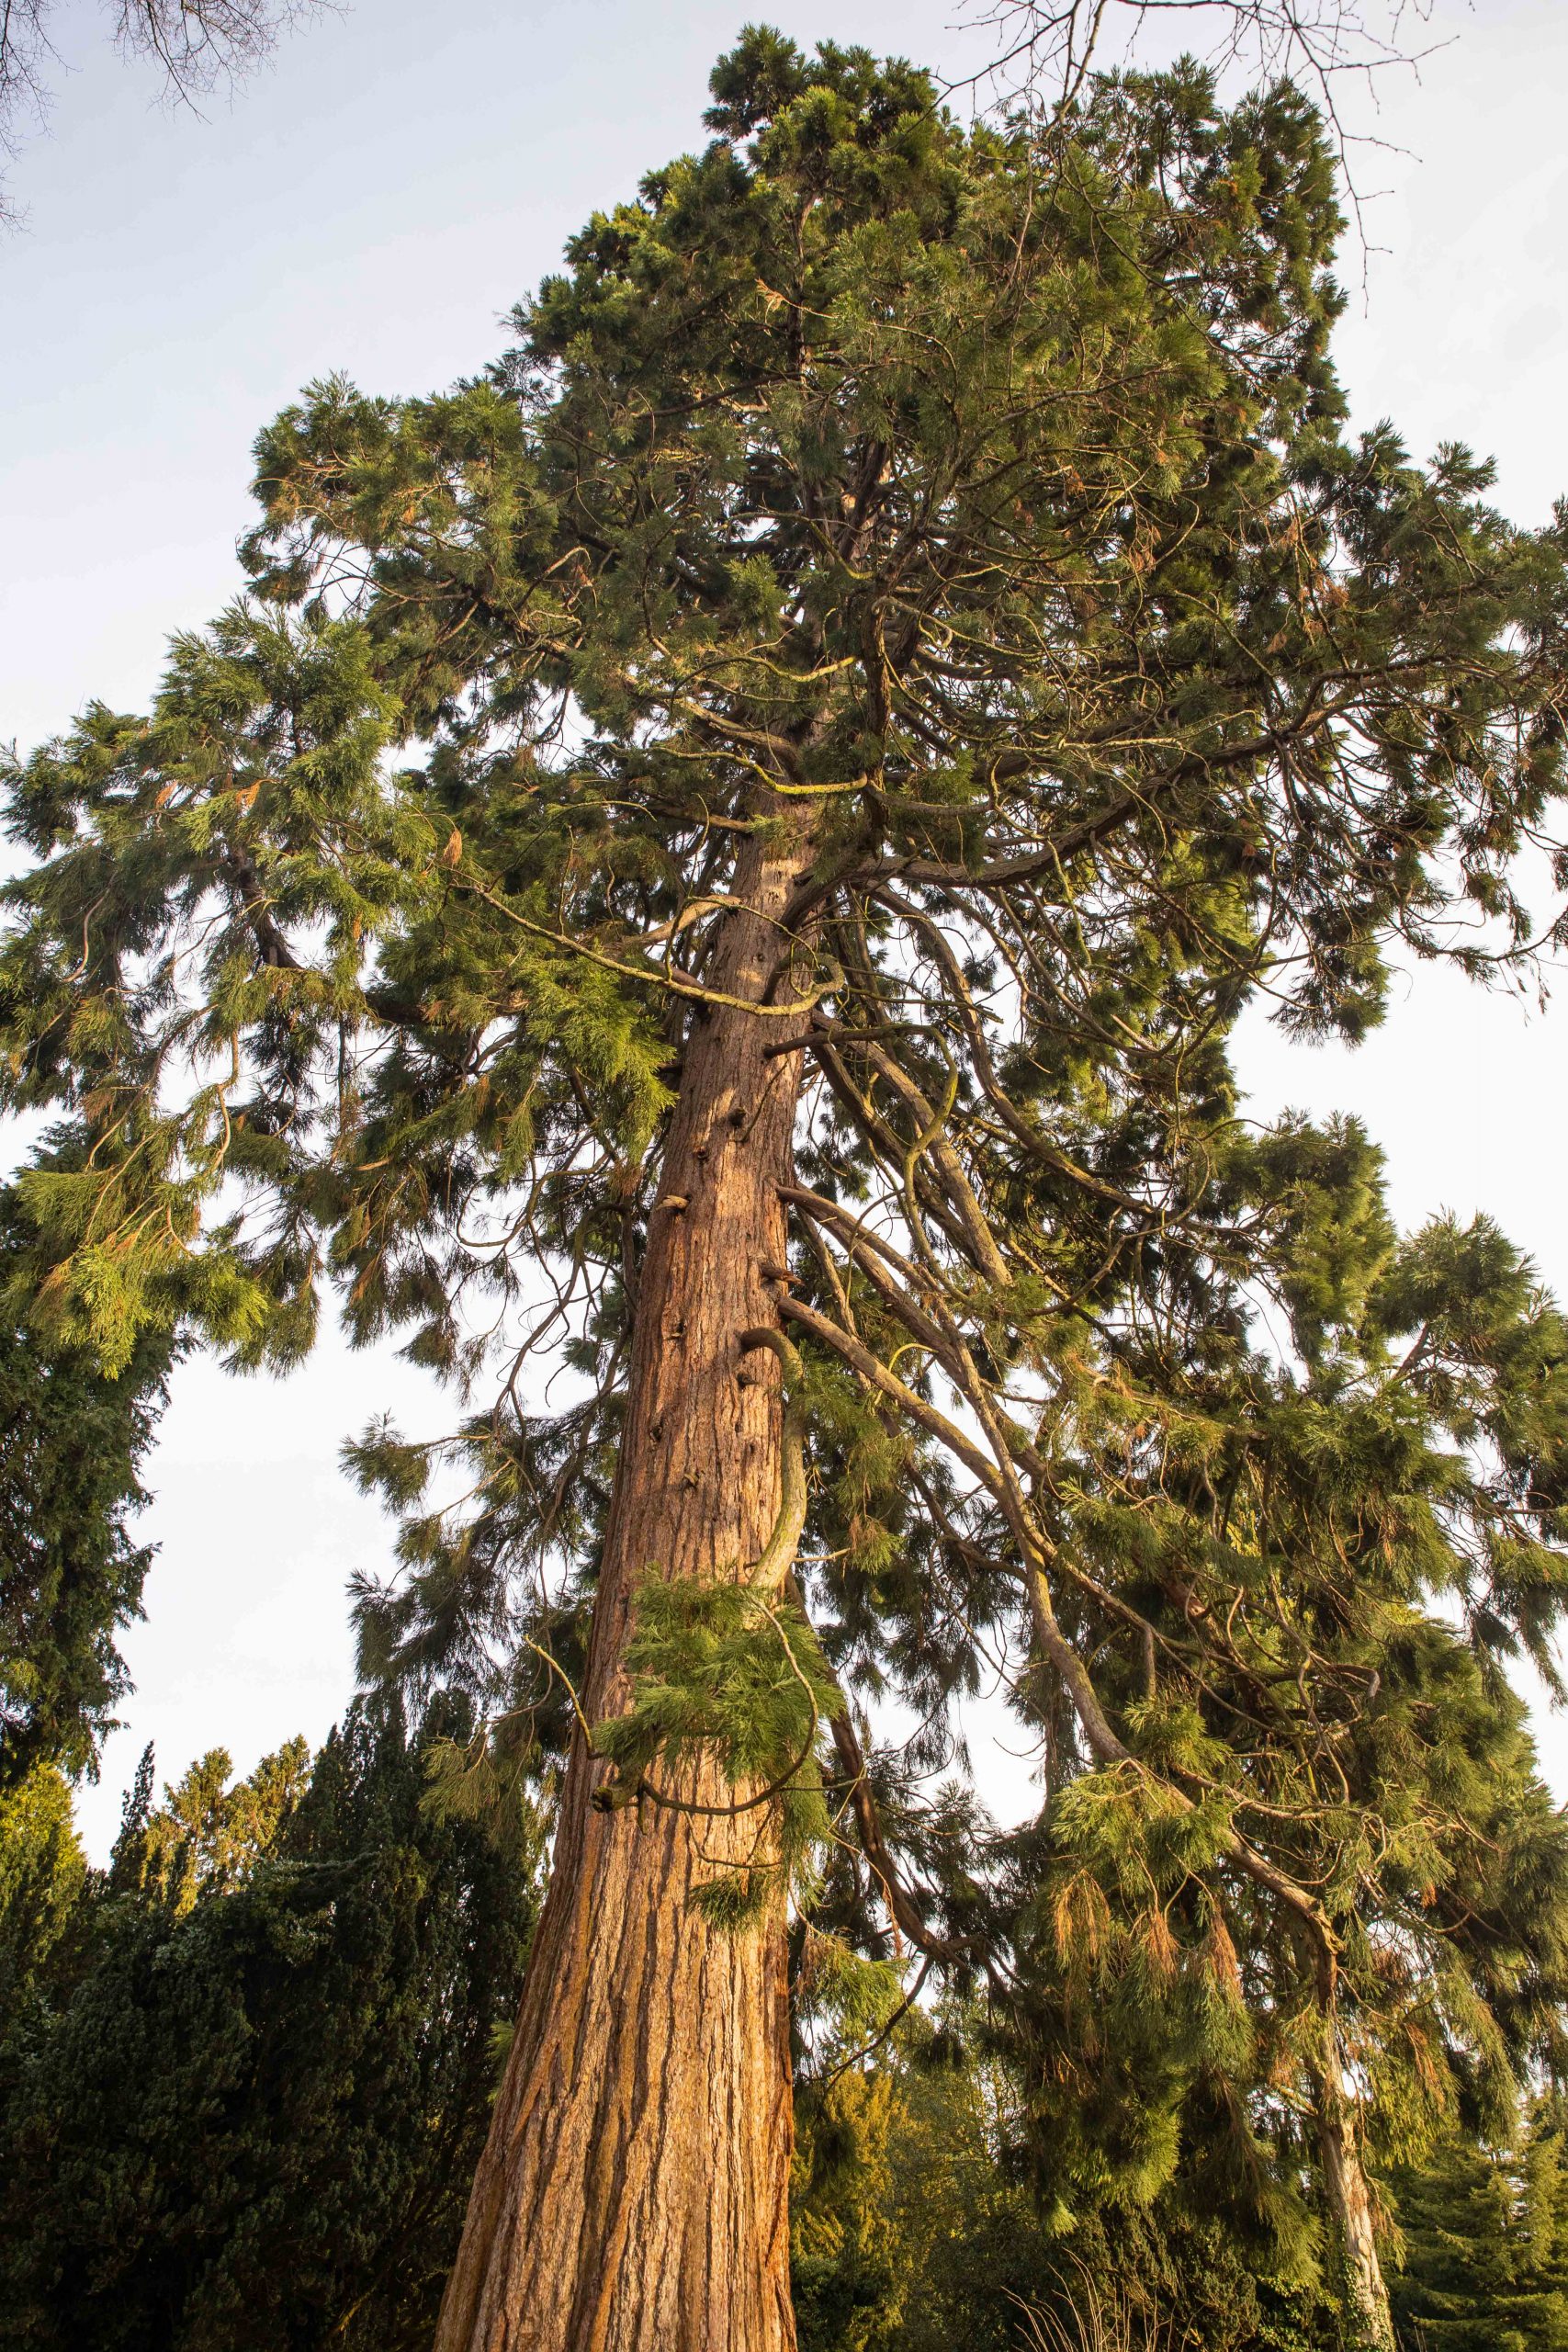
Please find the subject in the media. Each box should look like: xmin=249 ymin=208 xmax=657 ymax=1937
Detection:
xmin=1 ymin=0 xmax=330 ymax=222
xmin=956 ymin=0 xmax=1468 ymax=245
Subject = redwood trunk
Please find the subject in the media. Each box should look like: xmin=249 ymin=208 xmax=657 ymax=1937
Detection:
xmin=434 ymin=820 xmax=812 ymax=2352
xmin=1315 ymin=2066 xmax=1395 ymax=2351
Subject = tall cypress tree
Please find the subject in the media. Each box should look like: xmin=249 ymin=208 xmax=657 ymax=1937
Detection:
xmin=0 ymin=1185 xmax=171 ymax=1787
xmin=4 ymin=36 xmax=1568 ymax=2347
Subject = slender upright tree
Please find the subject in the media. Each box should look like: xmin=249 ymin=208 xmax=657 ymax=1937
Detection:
xmin=1390 ymin=2099 xmax=1568 ymax=2352
xmin=0 ymin=1186 xmax=171 ymax=1786
xmin=5 ymin=35 xmax=1568 ymax=2348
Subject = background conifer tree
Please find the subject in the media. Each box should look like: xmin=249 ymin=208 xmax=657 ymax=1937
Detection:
xmin=0 ymin=1185 xmax=172 ymax=1787
xmin=0 ymin=1698 xmax=537 ymax=2352
xmin=5 ymin=32 xmax=1568 ymax=2348
xmin=980 ymin=1170 xmax=1568 ymax=2344
xmin=1389 ymin=2104 xmax=1568 ymax=2351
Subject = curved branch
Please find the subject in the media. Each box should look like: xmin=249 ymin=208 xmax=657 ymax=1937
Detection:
xmin=828 ymin=1707 xmax=976 ymax=1962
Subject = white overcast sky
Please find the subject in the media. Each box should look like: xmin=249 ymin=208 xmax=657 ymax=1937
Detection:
xmin=4 ymin=0 xmax=1567 ymax=1857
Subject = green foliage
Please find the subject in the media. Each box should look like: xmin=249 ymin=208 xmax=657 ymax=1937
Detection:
xmin=794 ymin=2020 xmax=1047 ymax=2352
xmin=595 ymin=1574 xmax=838 ymax=1923
xmin=790 ymin=2017 xmax=1342 ymax=2352
xmin=969 ymin=1134 xmax=1568 ymax=2278
xmin=1388 ymin=2104 xmax=1568 ymax=2351
xmin=0 ymin=1697 xmax=537 ymax=2352
xmin=0 ymin=1185 xmax=171 ymax=1784
xmin=109 ymin=1735 xmax=312 ymax=1914
xmin=0 ymin=1761 xmax=85 ymax=2003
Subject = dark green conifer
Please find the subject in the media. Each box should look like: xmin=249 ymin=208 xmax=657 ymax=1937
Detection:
xmin=1390 ymin=2108 xmax=1568 ymax=2352
xmin=0 ymin=1187 xmax=171 ymax=1785
xmin=0 ymin=1698 xmax=537 ymax=2352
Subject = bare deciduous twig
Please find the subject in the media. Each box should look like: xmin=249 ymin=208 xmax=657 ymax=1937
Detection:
xmin=1 ymin=0 xmax=329 ymax=223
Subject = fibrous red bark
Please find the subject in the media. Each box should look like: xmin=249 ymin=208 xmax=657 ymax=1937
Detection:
xmin=434 ymin=819 xmax=812 ymax=2352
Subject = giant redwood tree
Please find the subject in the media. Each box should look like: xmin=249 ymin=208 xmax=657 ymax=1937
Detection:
xmin=6 ymin=33 xmax=1568 ymax=2349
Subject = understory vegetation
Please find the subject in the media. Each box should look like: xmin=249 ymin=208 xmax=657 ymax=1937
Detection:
xmin=0 ymin=1711 xmax=536 ymax=2351
xmin=0 ymin=1728 xmax=1562 ymax=2347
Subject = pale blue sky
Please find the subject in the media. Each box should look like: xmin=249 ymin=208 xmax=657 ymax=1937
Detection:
xmin=5 ymin=0 xmax=1568 ymax=1852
